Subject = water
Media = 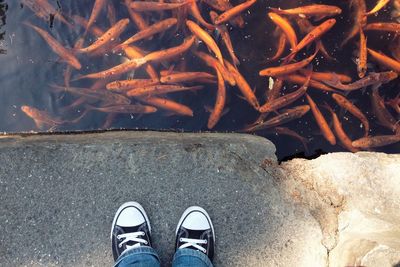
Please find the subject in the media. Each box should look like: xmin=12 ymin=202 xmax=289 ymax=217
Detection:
xmin=0 ymin=0 xmax=399 ymax=160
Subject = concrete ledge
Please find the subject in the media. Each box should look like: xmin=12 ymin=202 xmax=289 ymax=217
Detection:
xmin=0 ymin=131 xmax=327 ymax=267
xmin=3 ymin=131 xmax=398 ymax=266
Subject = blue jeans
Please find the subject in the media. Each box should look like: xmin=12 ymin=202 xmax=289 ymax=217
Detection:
xmin=114 ymin=246 xmax=214 ymax=267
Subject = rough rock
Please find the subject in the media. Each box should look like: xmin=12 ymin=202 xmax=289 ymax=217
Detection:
xmin=281 ymin=152 xmax=400 ymax=267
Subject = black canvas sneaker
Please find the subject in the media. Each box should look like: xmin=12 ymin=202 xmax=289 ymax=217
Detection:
xmin=175 ymin=206 xmax=215 ymax=260
xmin=110 ymin=202 xmax=152 ymax=261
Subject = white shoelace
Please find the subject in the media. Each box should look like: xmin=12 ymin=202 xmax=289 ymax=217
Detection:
xmin=179 ymin=237 xmax=208 ymax=253
xmin=117 ymin=231 xmax=148 ymax=250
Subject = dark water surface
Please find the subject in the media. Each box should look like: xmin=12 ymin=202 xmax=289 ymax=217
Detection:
xmin=0 ymin=0 xmax=399 ymax=160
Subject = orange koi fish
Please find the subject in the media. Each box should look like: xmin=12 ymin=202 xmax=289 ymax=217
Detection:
xmin=358 ymin=29 xmax=367 ymax=78
xmin=332 ymin=93 xmax=369 ymax=136
xmin=127 ymin=85 xmax=204 ymax=97
xmin=268 ymin=12 xmax=298 ymax=51
xmin=208 ymin=68 xmax=226 ymax=129
xmin=78 ymin=18 xmax=130 ymax=54
xmin=24 ymin=22 xmax=81 ymax=70
xmin=270 ymin=5 xmax=341 ymax=19
xmin=50 ymin=85 xmax=131 ymax=105
xmin=245 ymin=105 xmax=310 ymax=132
xmin=213 ymin=0 xmax=257 ymax=25
xmin=352 ymin=134 xmax=400 ymax=148
xmin=186 ymin=20 xmax=224 ymax=66
xmin=323 ymin=104 xmax=360 ymax=152
xmin=225 ymin=61 xmax=260 ymax=109
xmin=371 ymin=85 xmax=400 ymax=133
xmin=259 ymin=70 xmax=311 ymax=113
xmin=367 ymin=48 xmax=400 ymax=73
xmin=285 ymin=19 xmax=336 ymax=60
xmin=267 ymin=30 xmax=287 ymax=62
xmin=188 ymin=1 xmax=215 ymax=30
xmin=294 ymin=17 xmax=335 ymax=61
xmin=306 ymin=94 xmax=336 ymax=145
xmin=116 ymin=18 xmax=178 ymax=50
xmin=75 ymin=58 xmax=145 ymax=80
xmin=124 ymin=0 xmax=149 ymax=30
xmin=364 ymin=22 xmax=400 ymax=33
xmin=80 ymin=37 xmax=194 ymax=80
xmin=210 ymin=11 xmax=240 ymax=66
xmin=142 ymin=35 xmax=195 ymax=63
xmin=366 ymin=0 xmax=391 ymax=16
xmin=106 ymin=79 xmax=160 ymax=92
xmin=194 ymin=51 xmax=236 ymax=86
xmin=86 ymin=104 xmax=157 ymax=114
xmin=160 ymin=72 xmax=215 ymax=84
xmin=299 ymin=70 xmax=352 ymax=83
xmin=140 ymin=97 xmax=194 ymax=117
xmin=85 ymin=0 xmax=107 ymax=34
xmin=21 ymin=105 xmax=85 ymax=130
xmin=124 ymin=46 xmax=159 ymax=79
xmin=341 ymin=0 xmax=366 ymax=47
xmin=324 ymin=71 xmax=398 ymax=91
xmin=22 ymin=0 xmax=72 ymax=27
xmin=260 ymin=49 xmax=317 ymax=76
xmin=202 ymin=0 xmax=245 ymax=27
xmin=130 ymin=1 xmax=188 ymax=11
xmin=281 ymin=74 xmax=337 ymax=92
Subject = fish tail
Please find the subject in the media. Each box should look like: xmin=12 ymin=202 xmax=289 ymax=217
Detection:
xmin=268 ymin=7 xmax=284 ymax=14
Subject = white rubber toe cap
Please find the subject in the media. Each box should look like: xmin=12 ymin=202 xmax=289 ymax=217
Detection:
xmin=117 ymin=206 xmax=145 ymax=227
xmin=181 ymin=211 xmax=210 ymax=230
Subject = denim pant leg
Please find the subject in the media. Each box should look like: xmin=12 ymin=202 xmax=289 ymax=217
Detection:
xmin=171 ymin=249 xmax=214 ymax=267
xmin=114 ymin=246 xmax=161 ymax=267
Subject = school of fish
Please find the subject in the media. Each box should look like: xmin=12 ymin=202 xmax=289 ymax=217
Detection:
xmin=20 ymin=0 xmax=400 ymax=152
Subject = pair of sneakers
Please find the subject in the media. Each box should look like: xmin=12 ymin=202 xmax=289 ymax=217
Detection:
xmin=111 ymin=202 xmax=215 ymax=261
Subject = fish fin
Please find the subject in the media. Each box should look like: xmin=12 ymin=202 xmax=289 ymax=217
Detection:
xmin=34 ymin=120 xmax=46 ymax=130
xmin=162 ymin=111 xmax=178 ymax=117
xmin=204 ymin=105 xmax=213 ymax=113
xmin=268 ymin=7 xmax=283 ymax=14
xmin=313 ymin=15 xmax=328 ymax=22
xmin=221 ymin=107 xmax=230 ymax=117
xmin=321 ymin=102 xmax=334 ymax=114
xmin=70 ymin=75 xmax=84 ymax=82
xmin=236 ymin=94 xmax=247 ymax=101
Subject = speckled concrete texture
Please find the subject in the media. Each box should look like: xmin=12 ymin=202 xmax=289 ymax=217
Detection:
xmin=0 ymin=132 xmax=326 ymax=267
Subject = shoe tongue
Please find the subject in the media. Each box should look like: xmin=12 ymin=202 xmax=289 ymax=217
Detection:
xmin=181 ymin=227 xmax=208 ymax=240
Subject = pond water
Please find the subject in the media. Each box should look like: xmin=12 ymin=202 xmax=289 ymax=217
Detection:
xmin=0 ymin=0 xmax=399 ymax=160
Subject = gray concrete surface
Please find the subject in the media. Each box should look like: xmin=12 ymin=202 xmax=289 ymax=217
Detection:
xmin=0 ymin=132 xmax=326 ymax=267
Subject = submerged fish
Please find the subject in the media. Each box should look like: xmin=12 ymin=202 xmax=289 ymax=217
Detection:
xmin=352 ymin=134 xmax=400 ymax=148
xmin=24 ymin=22 xmax=81 ymax=70
xmin=21 ymin=105 xmax=86 ymax=130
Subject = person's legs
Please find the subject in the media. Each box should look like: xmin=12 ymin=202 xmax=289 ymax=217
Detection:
xmin=172 ymin=206 xmax=215 ymax=267
xmin=111 ymin=202 xmax=160 ymax=267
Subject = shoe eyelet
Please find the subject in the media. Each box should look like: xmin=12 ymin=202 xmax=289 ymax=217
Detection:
xmin=144 ymin=241 xmax=148 ymax=245
xmin=118 ymin=244 xmax=122 ymax=248
xmin=204 ymin=240 xmax=208 ymax=244
xmin=179 ymin=238 xmax=183 ymax=242
xmin=117 ymin=235 xmax=121 ymax=240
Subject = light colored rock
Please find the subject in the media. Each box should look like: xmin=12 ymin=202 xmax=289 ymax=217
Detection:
xmin=281 ymin=152 xmax=400 ymax=267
